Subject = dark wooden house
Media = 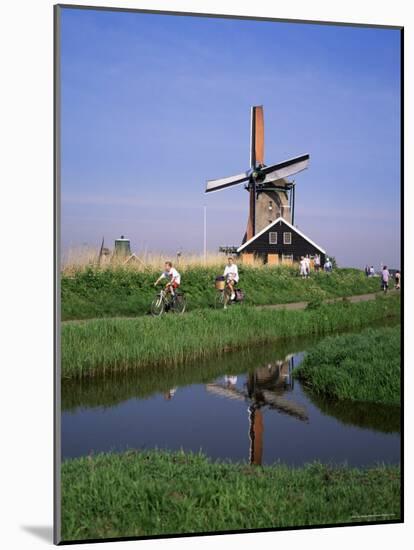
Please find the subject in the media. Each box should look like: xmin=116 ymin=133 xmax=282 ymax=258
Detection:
xmin=237 ymin=217 xmax=326 ymax=266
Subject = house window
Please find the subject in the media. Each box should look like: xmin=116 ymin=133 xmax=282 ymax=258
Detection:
xmin=269 ymin=232 xmax=277 ymax=245
xmin=282 ymin=254 xmax=293 ymax=264
xmin=283 ymin=232 xmax=292 ymax=245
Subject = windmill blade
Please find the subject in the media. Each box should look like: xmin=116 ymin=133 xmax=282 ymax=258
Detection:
xmin=261 ymin=390 xmax=308 ymax=421
xmin=250 ymin=105 xmax=264 ymax=168
xmin=262 ymin=154 xmax=310 ymax=183
xmin=205 ymin=171 xmax=250 ymax=193
xmin=206 ymin=383 xmax=247 ymax=402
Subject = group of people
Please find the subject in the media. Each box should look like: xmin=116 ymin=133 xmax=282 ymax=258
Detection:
xmin=299 ymin=254 xmax=332 ymax=278
xmin=154 ymin=257 xmax=239 ymax=307
xmin=364 ymin=265 xmax=377 ymax=277
xmin=380 ymin=266 xmax=401 ymax=292
xmin=364 ymin=264 xmax=401 ymax=292
xmin=154 ymin=256 xmax=402 ymax=304
xmin=155 ymin=253 xmax=338 ymax=306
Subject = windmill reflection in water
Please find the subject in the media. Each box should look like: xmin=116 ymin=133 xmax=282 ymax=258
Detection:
xmin=206 ymin=355 xmax=308 ymax=465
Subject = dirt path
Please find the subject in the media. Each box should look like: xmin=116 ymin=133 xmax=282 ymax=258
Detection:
xmin=259 ymin=290 xmax=395 ymax=311
xmin=62 ymin=290 xmax=396 ymax=325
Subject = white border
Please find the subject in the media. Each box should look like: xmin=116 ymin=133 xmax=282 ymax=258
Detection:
xmin=0 ymin=1 xmax=411 ymax=550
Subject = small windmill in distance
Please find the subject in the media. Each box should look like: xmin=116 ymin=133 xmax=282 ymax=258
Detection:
xmin=205 ymin=106 xmax=309 ymax=241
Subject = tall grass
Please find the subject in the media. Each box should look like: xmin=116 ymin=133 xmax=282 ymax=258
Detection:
xmin=61 ymin=265 xmax=382 ymax=321
xmin=62 ymin=334 xmax=321 ymax=411
xmin=62 ymin=248 xmax=264 ymax=275
xmin=61 ymin=450 xmax=401 ymax=541
xmin=295 ymin=325 xmax=401 ymax=405
xmin=61 ymin=294 xmax=400 ymax=380
xmin=62 ymin=328 xmax=401 ymax=435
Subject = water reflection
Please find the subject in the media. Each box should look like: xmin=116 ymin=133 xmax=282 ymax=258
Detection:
xmin=207 ymin=357 xmax=309 ymax=465
xmin=164 ymin=388 xmax=177 ymax=400
xmin=62 ymin=332 xmax=400 ymax=466
xmin=305 ymin=390 xmax=401 ymax=434
xmin=62 ymin=337 xmax=317 ymax=412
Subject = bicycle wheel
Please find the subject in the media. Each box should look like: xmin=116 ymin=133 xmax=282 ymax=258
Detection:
xmin=172 ymin=293 xmax=186 ymax=314
xmin=214 ymin=290 xmax=225 ymax=309
xmin=150 ymin=294 xmax=165 ymax=316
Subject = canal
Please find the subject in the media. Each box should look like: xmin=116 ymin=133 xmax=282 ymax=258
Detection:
xmin=61 ymin=333 xmax=400 ymax=467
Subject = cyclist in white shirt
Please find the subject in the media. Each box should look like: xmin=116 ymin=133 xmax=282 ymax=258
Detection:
xmin=223 ymin=257 xmax=239 ymax=304
xmin=154 ymin=261 xmax=181 ymax=297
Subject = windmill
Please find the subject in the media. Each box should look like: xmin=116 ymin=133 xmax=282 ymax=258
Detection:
xmin=205 ymin=106 xmax=309 ymax=241
xmin=206 ymin=355 xmax=308 ymax=465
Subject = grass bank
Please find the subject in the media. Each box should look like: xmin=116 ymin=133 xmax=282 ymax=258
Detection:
xmin=61 ymin=450 xmax=401 ymax=541
xmin=62 ymin=334 xmax=317 ymax=411
xmin=305 ymin=392 xmax=401 ymax=433
xmin=295 ymin=325 xmax=401 ymax=405
xmin=61 ymin=294 xmax=400 ymax=379
xmin=62 ymin=266 xmax=382 ymax=320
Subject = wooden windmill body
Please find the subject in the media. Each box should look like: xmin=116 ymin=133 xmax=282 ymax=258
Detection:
xmin=245 ymin=106 xmax=296 ymax=240
xmin=205 ymin=106 xmax=309 ymax=245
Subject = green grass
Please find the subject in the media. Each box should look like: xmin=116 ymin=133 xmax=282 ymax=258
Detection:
xmin=305 ymin=392 xmax=400 ymax=433
xmin=61 ymin=294 xmax=400 ymax=380
xmin=62 ymin=330 xmax=400 ymax=435
xmin=62 ymin=334 xmax=317 ymax=411
xmin=295 ymin=325 xmax=401 ymax=405
xmin=62 ymin=266 xmax=382 ymax=320
xmin=61 ymin=450 xmax=401 ymax=541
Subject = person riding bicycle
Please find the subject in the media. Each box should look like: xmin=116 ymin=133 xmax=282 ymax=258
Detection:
xmin=154 ymin=261 xmax=181 ymax=298
xmin=223 ymin=257 xmax=239 ymax=303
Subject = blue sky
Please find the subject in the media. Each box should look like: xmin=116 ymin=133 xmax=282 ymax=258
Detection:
xmin=60 ymin=8 xmax=401 ymax=268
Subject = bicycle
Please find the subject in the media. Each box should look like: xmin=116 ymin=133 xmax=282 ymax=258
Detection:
xmin=214 ymin=287 xmax=226 ymax=309
xmin=151 ymin=286 xmax=186 ymax=316
xmin=214 ymin=282 xmax=244 ymax=309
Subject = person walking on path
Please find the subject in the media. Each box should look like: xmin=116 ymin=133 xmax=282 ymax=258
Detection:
xmin=369 ymin=265 xmax=375 ymax=277
xmin=305 ymin=255 xmax=311 ymax=276
xmin=299 ymin=256 xmax=308 ymax=278
xmin=314 ymin=254 xmax=321 ymax=272
xmin=395 ymin=270 xmax=401 ymax=290
xmin=324 ymin=257 xmax=332 ymax=273
xmin=364 ymin=265 xmax=370 ymax=277
xmin=381 ymin=265 xmax=390 ymax=293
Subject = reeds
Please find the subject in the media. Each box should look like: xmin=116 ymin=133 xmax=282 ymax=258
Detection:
xmin=61 ymin=295 xmax=400 ymax=380
xmin=61 ymin=247 xmax=267 ymax=276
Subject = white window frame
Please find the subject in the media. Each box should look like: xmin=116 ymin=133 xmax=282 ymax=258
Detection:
xmin=269 ymin=231 xmax=278 ymax=245
xmin=282 ymin=254 xmax=293 ymax=261
xmin=283 ymin=232 xmax=292 ymax=245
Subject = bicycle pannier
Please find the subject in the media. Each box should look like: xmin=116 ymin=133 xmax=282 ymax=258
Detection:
xmin=235 ymin=289 xmax=245 ymax=302
xmin=215 ymin=276 xmax=225 ymax=290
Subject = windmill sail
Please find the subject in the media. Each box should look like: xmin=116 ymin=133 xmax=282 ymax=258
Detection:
xmin=250 ymin=105 xmax=264 ymax=168
xmin=204 ymin=105 xmax=310 ymax=238
xmin=262 ymin=154 xmax=310 ymax=184
xmin=246 ymin=105 xmax=265 ymax=239
xmin=205 ymin=171 xmax=250 ymax=193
